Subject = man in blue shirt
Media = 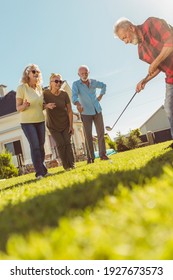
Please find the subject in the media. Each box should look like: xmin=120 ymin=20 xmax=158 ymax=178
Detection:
xmin=72 ymin=65 xmax=108 ymax=163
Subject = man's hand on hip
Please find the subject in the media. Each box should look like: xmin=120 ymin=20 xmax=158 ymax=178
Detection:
xmin=77 ymin=103 xmax=84 ymax=113
xmin=97 ymin=95 xmax=103 ymax=101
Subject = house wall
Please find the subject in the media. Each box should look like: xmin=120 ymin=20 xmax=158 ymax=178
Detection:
xmin=61 ymin=83 xmax=72 ymax=100
xmin=72 ymin=121 xmax=86 ymax=156
xmin=0 ymin=85 xmax=7 ymax=97
xmin=0 ymin=112 xmax=29 ymax=164
xmin=0 ymin=111 xmax=86 ymax=167
xmin=0 ymin=112 xmax=51 ymax=165
xmin=140 ymin=106 xmax=170 ymax=134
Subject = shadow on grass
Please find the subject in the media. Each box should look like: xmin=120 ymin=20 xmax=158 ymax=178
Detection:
xmin=0 ymin=170 xmax=65 ymax=192
xmin=0 ymin=148 xmax=173 ymax=251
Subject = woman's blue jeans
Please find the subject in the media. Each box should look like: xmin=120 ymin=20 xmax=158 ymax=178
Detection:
xmin=21 ymin=122 xmax=47 ymax=177
xmin=164 ymin=83 xmax=173 ymax=138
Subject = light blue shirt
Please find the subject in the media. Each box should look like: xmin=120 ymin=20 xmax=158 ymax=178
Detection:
xmin=72 ymin=79 xmax=106 ymax=115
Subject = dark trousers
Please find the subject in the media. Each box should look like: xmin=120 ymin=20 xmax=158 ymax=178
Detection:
xmin=81 ymin=112 xmax=106 ymax=160
xmin=50 ymin=127 xmax=75 ymax=170
xmin=21 ymin=122 xmax=47 ymax=177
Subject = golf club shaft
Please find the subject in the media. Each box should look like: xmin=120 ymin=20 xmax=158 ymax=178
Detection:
xmin=109 ymin=74 xmax=149 ymax=130
xmin=111 ymin=91 xmax=137 ymax=130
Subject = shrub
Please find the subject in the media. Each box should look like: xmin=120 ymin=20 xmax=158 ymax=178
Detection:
xmin=115 ymin=132 xmax=129 ymax=152
xmin=130 ymin=128 xmax=141 ymax=138
xmin=127 ymin=133 xmax=141 ymax=150
xmin=115 ymin=129 xmax=141 ymax=152
xmin=0 ymin=151 xmax=18 ymax=179
xmin=104 ymin=135 xmax=117 ymax=150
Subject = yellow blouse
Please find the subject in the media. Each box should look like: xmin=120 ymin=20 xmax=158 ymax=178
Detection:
xmin=16 ymin=83 xmax=45 ymax=123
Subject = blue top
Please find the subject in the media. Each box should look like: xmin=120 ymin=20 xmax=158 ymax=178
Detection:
xmin=72 ymin=79 xmax=106 ymax=115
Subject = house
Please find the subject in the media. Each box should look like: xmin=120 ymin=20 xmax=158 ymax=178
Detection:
xmin=140 ymin=105 xmax=170 ymax=134
xmin=140 ymin=105 xmax=172 ymax=143
xmin=0 ymin=83 xmax=86 ymax=168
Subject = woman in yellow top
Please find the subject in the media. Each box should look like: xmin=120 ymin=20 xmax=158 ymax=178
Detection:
xmin=16 ymin=64 xmax=55 ymax=179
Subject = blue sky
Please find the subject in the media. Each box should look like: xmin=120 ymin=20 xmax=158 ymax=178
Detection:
xmin=0 ymin=0 xmax=173 ymax=139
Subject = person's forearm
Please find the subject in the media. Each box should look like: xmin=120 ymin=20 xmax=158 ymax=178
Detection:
xmin=16 ymin=104 xmax=24 ymax=112
xmin=154 ymin=45 xmax=173 ymax=66
xmin=16 ymin=103 xmax=29 ymax=112
xmin=68 ymin=111 xmax=73 ymax=127
xmin=74 ymin=101 xmax=80 ymax=106
xmin=146 ymin=69 xmax=160 ymax=82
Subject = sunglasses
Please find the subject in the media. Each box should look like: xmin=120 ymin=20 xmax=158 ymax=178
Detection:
xmin=31 ymin=70 xmax=40 ymax=74
xmin=52 ymin=80 xmax=64 ymax=84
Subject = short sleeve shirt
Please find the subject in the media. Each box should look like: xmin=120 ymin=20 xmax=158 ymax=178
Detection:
xmin=16 ymin=83 xmax=45 ymax=123
xmin=137 ymin=17 xmax=173 ymax=83
xmin=43 ymin=89 xmax=70 ymax=132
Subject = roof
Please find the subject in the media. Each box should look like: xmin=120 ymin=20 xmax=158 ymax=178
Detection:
xmin=0 ymin=81 xmax=72 ymax=118
xmin=0 ymin=84 xmax=7 ymax=87
xmin=0 ymin=90 xmax=17 ymax=117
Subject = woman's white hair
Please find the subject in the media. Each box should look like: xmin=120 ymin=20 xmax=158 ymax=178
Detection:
xmin=21 ymin=64 xmax=43 ymax=85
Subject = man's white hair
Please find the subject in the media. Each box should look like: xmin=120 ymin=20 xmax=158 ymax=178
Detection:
xmin=113 ymin=17 xmax=133 ymax=37
xmin=78 ymin=65 xmax=90 ymax=73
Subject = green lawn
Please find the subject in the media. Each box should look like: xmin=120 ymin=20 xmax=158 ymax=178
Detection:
xmin=0 ymin=141 xmax=173 ymax=259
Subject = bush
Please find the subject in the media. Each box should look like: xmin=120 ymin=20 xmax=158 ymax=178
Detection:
xmin=104 ymin=135 xmax=117 ymax=150
xmin=115 ymin=132 xmax=129 ymax=152
xmin=0 ymin=151 xmax=18 ymax=179
xmin=127 ymin=134 xmax=141 ymax=150
xmin=115 ymin=129 xmax=141 ymax=152
xmin=130 ymin=128 xmax=141 ymax=138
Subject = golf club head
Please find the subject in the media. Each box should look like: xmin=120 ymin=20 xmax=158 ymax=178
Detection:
xmin=105 ymin=126 xmax=112 ymax=131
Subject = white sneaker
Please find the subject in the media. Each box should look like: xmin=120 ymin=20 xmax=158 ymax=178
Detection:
xmin=65 ymin=168 xmax=71 ymax=171
xmin=36 ymin=175 xmax=44 ymax=180
xmin=44 ymin=172 xmax=52 ymax=177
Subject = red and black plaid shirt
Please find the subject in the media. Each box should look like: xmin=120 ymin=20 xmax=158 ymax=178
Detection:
xmin=138 ymin=17 xmax=173 ymax=84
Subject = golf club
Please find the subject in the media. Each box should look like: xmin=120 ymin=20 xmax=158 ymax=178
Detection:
xmin=105 ymin=75 xmax=149 ymax=131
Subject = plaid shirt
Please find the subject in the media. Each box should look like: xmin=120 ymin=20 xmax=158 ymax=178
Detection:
xmin=138 ymin=17 xmax=173 ymax=84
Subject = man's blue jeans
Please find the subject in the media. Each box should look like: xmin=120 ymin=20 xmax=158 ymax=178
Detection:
xmin=21 ymin=122 xmax=47 ymax=177
xmin=164 ymin=83 xmax=173 ymax=138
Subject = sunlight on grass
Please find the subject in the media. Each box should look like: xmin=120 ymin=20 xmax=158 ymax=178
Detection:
xmin=0 ymin=141 xmax=173 ymax=259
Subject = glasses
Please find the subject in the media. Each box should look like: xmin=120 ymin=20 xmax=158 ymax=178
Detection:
xmin=51 ymin=80 xmax=64 ymax=84
xmin=31 ymin=70 xmax=40 ymax=74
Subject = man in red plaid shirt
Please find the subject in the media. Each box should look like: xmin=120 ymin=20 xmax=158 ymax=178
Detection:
xmin=113 ymin=17 xmax=173 ymax=138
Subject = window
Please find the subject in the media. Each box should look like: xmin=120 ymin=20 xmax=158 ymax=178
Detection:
xmin=4 ymin=140 xmax=24 ymax=168
xmin=4 ymin=140 xmax=22 ymax=156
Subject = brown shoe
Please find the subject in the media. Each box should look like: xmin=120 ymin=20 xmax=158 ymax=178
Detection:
xmin=87 ymin=159 xmax=94 ymax=164
xmin=100 ymin=155 xmax=109 ymax=160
